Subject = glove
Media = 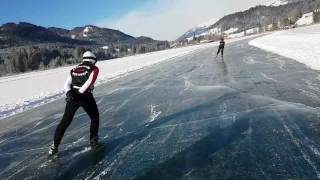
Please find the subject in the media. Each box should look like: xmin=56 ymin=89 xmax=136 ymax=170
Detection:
xmin=65 ymin=91 xmax=74 ymax=102
xmin=66 ymin=90 xmax=84 ymax=102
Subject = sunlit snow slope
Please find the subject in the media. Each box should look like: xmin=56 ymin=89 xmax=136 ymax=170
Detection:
xmin=250 ymin=24 xmax=320 ymax=71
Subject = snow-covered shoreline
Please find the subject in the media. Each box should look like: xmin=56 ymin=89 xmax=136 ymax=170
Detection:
xmin=0 ymin=35 xmax=258 ymax=120
xmin=0 ymin=43 xmax=213 ymax=120
xmin=249 ymin=24 xmax=320 ymax=71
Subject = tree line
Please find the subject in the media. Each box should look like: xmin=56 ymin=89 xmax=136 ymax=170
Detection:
xmin=0 ymin=42 xmax=169 ymax=76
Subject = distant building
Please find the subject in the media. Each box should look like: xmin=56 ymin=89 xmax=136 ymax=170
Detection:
xmin=208 ymin=28 xmax=221 ymax=35
xmin=277 ymin=21 xmax=282 ymax=29
xmin=296 ymin=12 xmax=314 ymax=26
xmin=245 ymin=27 xmax=259 ymax=35
xmin=228 ymin=31 xmax=245 ymax=38
xmin=314 ymin=9 xmax=320 ymax=23
xmin=223 ymin=28 xmax=239 ymax=35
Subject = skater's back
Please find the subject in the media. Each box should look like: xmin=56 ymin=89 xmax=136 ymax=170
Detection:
xmin=49 ymin=51 xmax=101 ymax=156
xmin=216 ymin=38 xmax=225 ymax=59
xmin=219 ymin=39 xmax=225 ymax=48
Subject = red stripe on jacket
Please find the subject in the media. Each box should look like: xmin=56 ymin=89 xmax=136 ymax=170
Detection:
xmin=86 ymin=67 xmax=99 ymax=92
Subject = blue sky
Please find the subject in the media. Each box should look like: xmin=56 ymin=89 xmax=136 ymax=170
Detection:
xmin=1 ymin=0 xmax=273 ymax=40
xmin=0 ymin=0 xmax=154 ymax=28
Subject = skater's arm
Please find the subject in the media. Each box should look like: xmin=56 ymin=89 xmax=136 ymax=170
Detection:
xmin=64 ymin=75 xmax=72 ymax=93
xmin=79 ymin=68 xmax=99 ymax=94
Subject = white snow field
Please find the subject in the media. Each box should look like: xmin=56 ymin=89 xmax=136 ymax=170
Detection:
xmin=249 ymin=24 xmax=320 ymax=70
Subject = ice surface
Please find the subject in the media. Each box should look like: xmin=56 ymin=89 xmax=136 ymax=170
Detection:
xmin=3 ymin=35 xmax=320 ymax=179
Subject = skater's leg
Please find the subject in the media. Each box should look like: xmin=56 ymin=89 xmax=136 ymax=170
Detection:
xmin=82 ymin=93 xmax=100 ymax=140
xmin=53 ymin=101 xmax=79 ymax=147
xmin=221 ymin=47 xmax=224 ymax=59
xmin=217 ymin=47 xmax=221 ymax=56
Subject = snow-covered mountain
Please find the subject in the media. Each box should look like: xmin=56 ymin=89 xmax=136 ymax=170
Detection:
xmin=176 ymin=0 xmax=314 ymax=42
xmin=0 ymin=22 xmax=168 ymax=49
xmin=270 ymin=0 xmax=304 ymax=6
xmin=0 ymin=22 xmax=170 ymax=77
xmin=177 ymin=19 xmax=216 ymax=42
xmin=271 ymin=0 xmax=289 ymax=6
xmin=49 ymin=25 xmax=136 ymax=44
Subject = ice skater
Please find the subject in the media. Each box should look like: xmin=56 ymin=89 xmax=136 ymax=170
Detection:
xmin=216 ymin=37 xmax=225 ymax=60
xmin=49 ymin=51 xmax=100 ymax=156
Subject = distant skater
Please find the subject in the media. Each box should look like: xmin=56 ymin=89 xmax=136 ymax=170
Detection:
xmin=216 ymin=38 xmax=225 ymax=59
xmin=49 ymin=51 xmax=100 ymax=156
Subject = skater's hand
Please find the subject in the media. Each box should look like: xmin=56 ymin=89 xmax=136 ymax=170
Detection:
xmin=66 ymin=90 xmax=85 ymax=102
xmin=75 ymin=90 xmax=84 ymax=97
xmin=65 ymin=91 xmax=74 ymax=102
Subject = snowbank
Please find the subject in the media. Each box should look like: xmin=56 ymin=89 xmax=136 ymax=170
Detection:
xmin=296 ymin=12 xmax=314 ymax=26
xmin=249 ymin=24 xmax=320 ymax=70
xmin=0 ymin=43 xmax=214 ymax=119
xmin=0 ymin=35 xmax=256 ymax=119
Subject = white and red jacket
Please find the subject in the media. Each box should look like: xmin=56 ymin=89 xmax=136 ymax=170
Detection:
xmin=64 ymin=62 xmax=99 ymax=94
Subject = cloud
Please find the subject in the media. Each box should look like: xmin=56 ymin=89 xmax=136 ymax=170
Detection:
xmin=97 ymin=0 xmax=274 ymax=41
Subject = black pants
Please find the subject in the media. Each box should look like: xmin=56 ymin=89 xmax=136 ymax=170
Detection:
xmin=53 ymin=92 xmax=99 ymax=147
xmin=217 ymin=46 xmax=224 ymax=57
